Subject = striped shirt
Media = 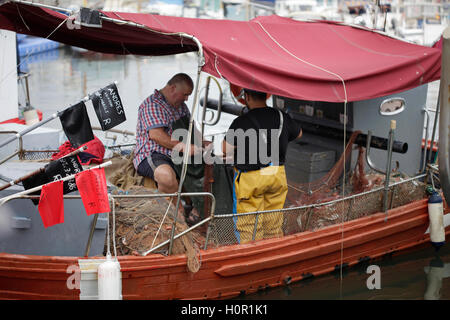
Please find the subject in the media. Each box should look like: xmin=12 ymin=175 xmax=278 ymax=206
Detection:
xmin=133 ymin=89 xmax=190 ymax=169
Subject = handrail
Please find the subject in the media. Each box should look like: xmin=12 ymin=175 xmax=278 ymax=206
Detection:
xmin=383 ymin=120 xmax=396 ymax=217
xmin=91 ymin=127 xmax=135 ymax=136
xmin=200 ymin=76 xmax=223 ymax=138
xmin=3 ymin=190 xmax=216 ymax=257
xmin=365 ymin=130 xmax=387 ymax=174
xmin=213 ymin=173 xmax=427 ymax=219
xmin=0 ymin=145 xmax=87 ymax=192
xmin=0 ymin=131 xmax=23 ymax=165
xmin=420 ymin=107 xmax=431 ymax=173
xmin=0 ymin=161 xmax=112 ymax=207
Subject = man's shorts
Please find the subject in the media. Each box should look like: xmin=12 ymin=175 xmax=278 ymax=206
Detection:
xmin=137 ymin=152 xmax=178 ymax=181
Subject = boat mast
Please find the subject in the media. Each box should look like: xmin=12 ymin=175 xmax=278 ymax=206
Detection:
xmin=438 ymin=26 xmax=450 ymax=204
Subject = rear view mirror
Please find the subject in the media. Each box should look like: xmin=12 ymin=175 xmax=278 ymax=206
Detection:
xmin=379 ymin=98 xmax=405 ymax=116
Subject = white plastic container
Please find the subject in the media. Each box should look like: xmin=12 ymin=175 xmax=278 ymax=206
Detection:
xmin=428 ymin=192 xmax=445 ymax=250
xmin=97 ymin=254 xmax=122 ymax=300
xmin=24 ymin=109 xmax=39 ymax=125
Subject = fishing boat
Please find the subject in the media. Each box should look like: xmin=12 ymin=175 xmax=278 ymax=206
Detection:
xmin=0 ymin=0 xmax=449 ymax=300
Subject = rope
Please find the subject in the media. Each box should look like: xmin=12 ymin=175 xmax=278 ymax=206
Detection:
xmin=254 ymin=20 xmax=349 ymax=297
xmin=213 ymin=53 xmax=224 ymax=79
xmin=339 ymin=103 xmax=347 ymax=299
xmin=107 ymin=194 xmax=118 ymax=258
xmin=254 ymin=21 xmax=348 ymax=103
xmin=0 ymin=7 xmax=69 ymax=87
xmin=150 ymin=198 xmax=173 ymax=250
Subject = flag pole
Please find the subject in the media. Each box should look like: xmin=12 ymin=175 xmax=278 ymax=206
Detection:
xmin=0 ymin=145 xmax=88 ymax=192
xmin=0 ymin=82 xmax=117 ymax=150
xmin=0 ymin=161 xmax=112 ymax=207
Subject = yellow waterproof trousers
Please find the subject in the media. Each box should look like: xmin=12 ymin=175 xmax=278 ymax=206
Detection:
xmin=232 ymin=165 xmax=288 ymax=243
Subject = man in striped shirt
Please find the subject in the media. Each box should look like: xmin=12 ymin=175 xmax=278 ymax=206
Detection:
xmin=133 ymin=73 xmax=205 ymax=220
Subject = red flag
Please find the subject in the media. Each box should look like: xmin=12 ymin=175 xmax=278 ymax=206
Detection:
xmin=38 ymin=180 xmax=64 ymax=228
xmin=75 ymin=168 xmax=110 ymax=215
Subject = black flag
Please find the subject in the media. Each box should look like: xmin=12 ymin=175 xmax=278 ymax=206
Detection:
xmin=44 ymin=155 xmax=83 ymax=194
xmin=59 ymin=102 xmax=94 ymax=148
xmin=22 ymin=170 xmax=49 ymax=205
xmin=22 ymin=155 xmax=84 ymax=204
xmin=91 ymin=83 xmax=126 ymax=131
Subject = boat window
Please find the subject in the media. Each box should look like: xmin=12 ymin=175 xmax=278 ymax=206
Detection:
xmin=379 ymin=98 xmax=405 ymax=116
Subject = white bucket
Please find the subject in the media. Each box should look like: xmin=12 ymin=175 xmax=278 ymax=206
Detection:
xmin=23 ymin=109 xmax=39 ymax=125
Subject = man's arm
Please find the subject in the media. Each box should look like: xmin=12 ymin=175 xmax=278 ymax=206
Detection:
xmin=149 ymin=127 xmax=200 ymax=155
xmin=192 ymin=123 xmax=212 ymax=147
xmin=148 ymin=127 xmax=180 ymax=150
xmin=222 ymin=139 xmax=235 ymax=157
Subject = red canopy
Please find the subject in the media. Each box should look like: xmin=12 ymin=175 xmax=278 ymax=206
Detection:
xmin=0 ymin=2 xmax=441 ymax=102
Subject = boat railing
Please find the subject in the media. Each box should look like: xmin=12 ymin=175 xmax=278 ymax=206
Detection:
xmin=0 ymin=130 xmax=58 ymax=164
xmin=204 ymin=172 xmax=429 ymax=249
xmin=0 ymin=171 xmax=431 ymax=255
xmin=0 ymin=186 xmax=216 ymax=257
xmin=92 ymin=126 xmax=136 ymax=156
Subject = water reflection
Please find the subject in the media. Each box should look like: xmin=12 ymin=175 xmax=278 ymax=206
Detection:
xmin=237 ymin=245 xmax=450 ymax=300
xmin=25 ymin=46 xmax=235 ymax=140
xmin=424 ymin=255 xmax=450 ymax=300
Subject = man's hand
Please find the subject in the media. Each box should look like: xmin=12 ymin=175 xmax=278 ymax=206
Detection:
xmin=202 ymin=140 xmax=212 ymax=148
xmin=173 ymin=142 xmax=202 ymax=156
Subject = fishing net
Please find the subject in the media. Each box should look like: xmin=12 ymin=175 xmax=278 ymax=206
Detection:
xmin=105 ymin=152 xmax=156 ymax=190
xmin=103 ymin=154 xmax=206 ymax=272
xmin=206 ymin=132 xmax=428 ymax=247
xmin=106 ymin=186 xmax=209 ymax=273
xmin=285 ymin=131 xmax=362 ymax=206
xmin=20 ymin=150 xmax=58 ymax=161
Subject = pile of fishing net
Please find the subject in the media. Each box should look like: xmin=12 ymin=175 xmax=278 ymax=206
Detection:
xmin=108 ymin=186 xmax=208 ymax=273
xmin=104 ymin=152 xmax=156 ymax=190
xmin=283 ymin=131 xmax=427 ymax=233
xmin=104 ymin=153 xmax=208 ymax=273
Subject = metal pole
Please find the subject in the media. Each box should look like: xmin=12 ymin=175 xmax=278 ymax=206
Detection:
xmin=200 ymin=76 xmax=211 ymax=139
xmin=252 ymin=213 xmax=259 ymax=241
xmin=0 ymin=81 xmax=111 ymax=150
xmin=421 ymin=108 xmax=431 ymax=173
xmin=168 ymin=65 xmax=203 ymax=255
xmin=0 ymin=112 xmax=61 ymax=149
xmin=0 ymin=161 xmax=112 ymax=207
xmin=383 ymin=120 xmax=396 ymax=220
xmin=0 ymin=145 xmax=87 ymax=192
xmin=9 ymin=0 xmax=73 ymax=13
xmin=143 ymin=216 xmax=212 ymax=256
xmin=84 ymin=214 xmax=99 ymax=257
xmin=427 ymin=87 xmax=440 ymax=164
xmin=439 ymin=27 xmax=450 ymax=205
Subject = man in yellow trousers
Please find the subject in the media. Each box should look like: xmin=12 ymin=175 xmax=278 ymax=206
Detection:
xmin=223 ymin=88 xmax=302 ymax=243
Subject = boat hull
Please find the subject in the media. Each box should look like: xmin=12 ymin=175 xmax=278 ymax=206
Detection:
xmin=0 ymin=198 xmax=449 ymax=300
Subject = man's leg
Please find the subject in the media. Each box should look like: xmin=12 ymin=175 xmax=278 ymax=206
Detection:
xmin=137 ymin=153 xmax=184 ymax=217
xmin=153 ymin=164 xmax=189 ymax=219
xmin=262 ymin=166 xmax=287 ymax=239
xmin=233 ymin=169 xmax=265 ymax=243
xmin=153 ymin=164 xmax=178 ymax=194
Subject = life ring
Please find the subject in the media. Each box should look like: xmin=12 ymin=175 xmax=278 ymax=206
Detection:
xmin=230 ymin=83 xmax=246 ymax=105
xmin=230 ymin=83 xmax=271 ymax=105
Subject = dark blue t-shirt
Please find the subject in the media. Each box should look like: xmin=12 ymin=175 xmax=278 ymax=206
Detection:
xmin=225 ymin=107 xmax=301 ymax=171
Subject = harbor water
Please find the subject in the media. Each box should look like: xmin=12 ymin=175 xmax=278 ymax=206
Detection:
xmin=19 ymin=46 xmax=450 ymax=300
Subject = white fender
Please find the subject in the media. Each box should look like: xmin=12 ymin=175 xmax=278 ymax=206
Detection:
xmin=97 ymin=254 xmax=122 ymax=300
xmin=427 ymin=192 xmax=445 ymax=249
